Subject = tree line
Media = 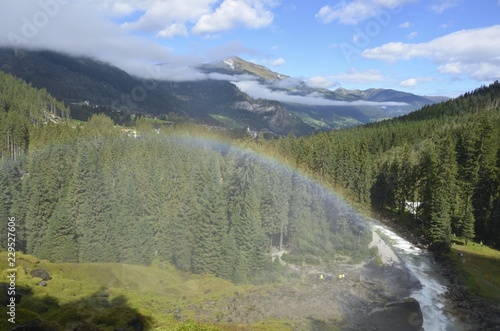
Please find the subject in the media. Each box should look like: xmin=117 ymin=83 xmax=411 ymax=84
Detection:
xmin=0 ymin=70 xmax=69 ymax=161
xmin=0 ymin=71 xmax=370 ymax=282
xmin=268 ymin=81 xmax=500 ymax=250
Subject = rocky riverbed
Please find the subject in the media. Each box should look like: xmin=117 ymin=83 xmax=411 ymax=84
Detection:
xmin=172 ymin=249 xmax=423 ymax=330
xmin=436 ymin=253 xmax=500 ymax=331
xmin=167 ymin=222 xmax=496 ymax=330
xmin=376 ymin=217 xmax=500 ymax=331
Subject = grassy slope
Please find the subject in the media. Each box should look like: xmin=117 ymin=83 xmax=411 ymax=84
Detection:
xmin=451 ymin=242 xmax=500 ymax=303
xmin=209 ymin=114 xmax=244 ymax=129
xmin=0 ymin=252 xmax=291 ymax=331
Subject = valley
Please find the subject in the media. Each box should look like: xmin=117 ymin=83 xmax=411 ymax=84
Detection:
xmin=0 ymin=48 xmax=445 ymax=136
xmin=1 ymin=50 xmax=499 ymax=331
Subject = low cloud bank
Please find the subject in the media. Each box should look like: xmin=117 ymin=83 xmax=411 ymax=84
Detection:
xmin=234 ymin=80 xmax=409 ymax=107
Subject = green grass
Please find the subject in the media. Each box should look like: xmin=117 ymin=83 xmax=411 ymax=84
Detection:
xmin=70 ymin=118 xmax=86 ymax=126
xmin=293 ymin=113 xmax=330 ymax=129
xmin=0 ymin=252 xmax=294 ymax=330
xmin=451 ymin=242 xmax=500 ymax=303
xmin=209 ymin=114 xmax=244 ymax=129
xmin=141 ymin=117 xmax=174 ymax=125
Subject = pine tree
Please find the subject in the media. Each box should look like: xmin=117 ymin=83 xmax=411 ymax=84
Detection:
xmin=39 ymin=201 xmax=78 ymax=262
xmin=192 ymin=157 xmax=227 ymax=275
xmin=419 ymin=137 xmax=457 ymax=250
xmin=69 ymin=143 xmax=113 ymax=262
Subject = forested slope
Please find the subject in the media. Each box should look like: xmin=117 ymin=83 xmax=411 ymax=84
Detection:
xmin=0 ymin=70 xmax=370 ymax=283
xmin=270 ymin=81 xmax=500 ymax=250
xmin=1 ymin=120 xmax=370 ymax=282
xmin=0 ymin=70 xmax=69 ymax=161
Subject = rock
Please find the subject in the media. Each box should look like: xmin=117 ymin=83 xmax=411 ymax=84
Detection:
xmin=37 ymin=281 xmax=47 ymax=287
xmin=30 ymin=269 xmax=52 ymax=281
xmin=357 ymin=297 xmax=424 ymax=331
xmin=173 ymin=307 xmax=182 ymax=321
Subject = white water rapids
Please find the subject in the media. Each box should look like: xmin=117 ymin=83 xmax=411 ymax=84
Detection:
xmin=371 ymin=223 xmax=462 ymax=331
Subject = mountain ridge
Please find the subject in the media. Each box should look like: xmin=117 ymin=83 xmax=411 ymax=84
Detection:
xmin=0 ymin=48 xmax=447 ymax=135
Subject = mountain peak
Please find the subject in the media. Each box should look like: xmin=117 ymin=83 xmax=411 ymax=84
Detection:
xmin=205 ymin=56 xmax=288 ymax=81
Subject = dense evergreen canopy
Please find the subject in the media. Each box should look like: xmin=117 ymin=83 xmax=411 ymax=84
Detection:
xmin=270 ymin=81 xmax=500 ymax=249
xmin=0 ymin=70 xmax=371 ymax=282
xmin=1 ymin=68 xmax=499 ymax=286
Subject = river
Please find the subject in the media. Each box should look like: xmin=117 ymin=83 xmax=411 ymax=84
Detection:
xmin=371 ymin=223 xmax=462 ymax=331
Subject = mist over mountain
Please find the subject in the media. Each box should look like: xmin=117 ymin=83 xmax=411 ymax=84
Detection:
xmin=0 ymin=48 xmax=447 ymax=135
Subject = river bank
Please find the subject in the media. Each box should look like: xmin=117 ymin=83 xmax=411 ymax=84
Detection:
xmin=187 ymin=258 xmax=422 ymax=330
xmin=175 ymin=229 xmax=424 ymax=330
xmin=374 ymin=216 xmax=500 ymax=330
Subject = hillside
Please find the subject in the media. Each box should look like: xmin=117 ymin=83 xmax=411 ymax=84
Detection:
xmin=0 ymin=72 xmax=419 ymax=330
xmin=0 ymin=48 xmax=446 ymax=135
xmin=0 ymin=73 xmax=372 ymax=279
xmin=0 ymin=48 xmax=313 ymax=135
xmin=269 ymin=81 xmax=500 ymax=249
xmin=0 ymin=70 xmax=69 ymax=161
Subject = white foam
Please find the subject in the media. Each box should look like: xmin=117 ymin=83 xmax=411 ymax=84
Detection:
xmin=371 ymin=223 xmax=458 ymax=331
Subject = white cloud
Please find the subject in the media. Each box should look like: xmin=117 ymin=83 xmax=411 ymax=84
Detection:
xmin=430 ymin=0 xmax=461 ymax=14
xmin=0 ymin=0 xmax=175 ymax=73
xmin=119 ymin=0 xmax=214 ymax=34
xmin=306 ymin=68 xmax=384 ymax=88
xmin=406 ymin=31 xmax=418 ymax=39
xmin=437 ymin=62 xmax=500 ymax=81
xmin=272 ymin=77 xmax=307 ymax=89
xmin=235 ymin=80 xmax=408 ymax=106
xmin=0 ymin=0 xmax=266 ymax=79
xmin=399 ymin=21 xmax=412 ymax=28
xmin=99 ymin=0 xmax=277 ymax=37
xmin=439 ymin=21 xmax=454 ymax=29
xmin=192 ymin=0 xmax=275 ymax=34
xmin=157 ymin=23 xmax=188 ymax=38
xmin=306 ymin=76 xmax=336 ymax=89
xmin=146 ymin=63 xmax=258 ymax=82
xmin=333 ymin=68 xmax=385 ymax=83
xmin=271 ymin=57 xmax=285 ymax=66
xmin=400 ymin=78 xmax=417 ymax=87
xmin=316 ymin=0 xmax=416 ymax=25
xmin=362 ymin=25 xmax=500 ymax=81
xmin=403 ymin=77 xmax=433 ymax=87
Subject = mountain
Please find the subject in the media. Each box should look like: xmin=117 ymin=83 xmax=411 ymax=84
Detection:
xmin=199 ymin=56 xmax=448 ymax=129
xmin=0 ymin=48 xmax=447 ymax=135
xmin=0 ymin=48 xmax=313 ymax=135
xmin=199 ymin=55 xmax=289 ymax=80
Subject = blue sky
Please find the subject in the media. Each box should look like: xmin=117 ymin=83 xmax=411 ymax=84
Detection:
xmin=1 ymin=0 xmax=500 ymax=97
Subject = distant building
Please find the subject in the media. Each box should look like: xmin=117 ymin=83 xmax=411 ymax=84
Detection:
xmin=246 ymin=126 xmax=258 ymax=139
xmin=405 ymin=201 xmax=421 ymax=215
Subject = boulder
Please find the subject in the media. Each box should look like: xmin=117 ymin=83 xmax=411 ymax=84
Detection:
xmin=30 ymin=269 xmax=52 ymax=281
xmin=357 ymin=297 xmax=424 ymax=331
